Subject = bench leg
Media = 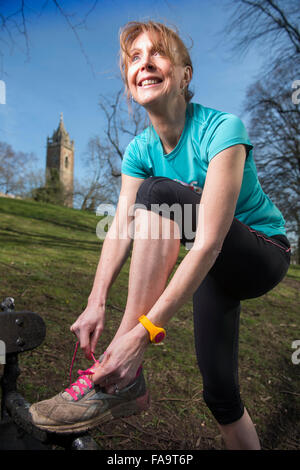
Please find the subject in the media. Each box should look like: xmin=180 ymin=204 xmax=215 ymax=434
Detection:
xmin=1 ymin=353 xmax=20 ymax=420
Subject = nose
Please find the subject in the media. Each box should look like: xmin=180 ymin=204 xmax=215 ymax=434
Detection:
xmin=140 ymin=54 xmax=156 ymax=72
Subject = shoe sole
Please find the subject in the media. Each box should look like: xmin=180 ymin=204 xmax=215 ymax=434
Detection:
xmin=32 ymin=391 xmax=150 ymax=434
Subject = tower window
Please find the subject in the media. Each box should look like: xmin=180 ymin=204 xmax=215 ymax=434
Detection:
xmin=65 ymin=156 xmax=69 ymax=168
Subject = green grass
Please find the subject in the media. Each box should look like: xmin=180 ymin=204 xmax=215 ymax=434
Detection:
xmin=0 ymin=196 xmax=299 ymax=450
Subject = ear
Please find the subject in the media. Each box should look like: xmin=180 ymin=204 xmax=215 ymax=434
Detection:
xmin=183 ymin=65 xmax=192 ymax=87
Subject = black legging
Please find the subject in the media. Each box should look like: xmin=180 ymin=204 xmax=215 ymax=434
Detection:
xmin=135 ymin=176 xmax=291 ymax=425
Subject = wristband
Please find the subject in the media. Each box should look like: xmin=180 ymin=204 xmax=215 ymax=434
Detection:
xmin=138 ymin=315 xmax=166 ymax=343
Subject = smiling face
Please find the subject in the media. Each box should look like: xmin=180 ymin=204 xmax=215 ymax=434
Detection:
xmin=126 ymin=32 xmax=191 ymax=111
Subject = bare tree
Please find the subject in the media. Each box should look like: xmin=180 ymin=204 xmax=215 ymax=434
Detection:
xmin=244 ymin=62 xmax=300 ymax=262
xmin=222 ymin=0 xmax=300 ymax=77
xmin=98 ymin=89 xmax=149 ymax=177
xmin=77 ymin=89 xmax=148 ymax=210
xmin=0 ymin=0 xmax=98 ymax=75
xmin=0 ymin=141 xmax=37 ymax=196
xmin=22 ymin=167 xmax=45 ymax=196
xmin=73 ymin=136 xmax=117 ymax=211
xmin=221 ymin=0 xmax=300 ymax=261
xmin=0 ymin=140 xmax=74 ymax=205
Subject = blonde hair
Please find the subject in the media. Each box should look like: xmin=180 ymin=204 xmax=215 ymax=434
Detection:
xmin=119 ymin=20 xmax=194 ymax=103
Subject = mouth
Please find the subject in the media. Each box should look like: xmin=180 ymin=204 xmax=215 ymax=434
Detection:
xmin=137 ymin=77 xmax=163 ymax=87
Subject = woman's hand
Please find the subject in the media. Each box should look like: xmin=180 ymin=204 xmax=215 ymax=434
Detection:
xmin=70 ymin=303 xmax=105 ymax=359
xmin=92 ymin=324 xmax=149 ymax=393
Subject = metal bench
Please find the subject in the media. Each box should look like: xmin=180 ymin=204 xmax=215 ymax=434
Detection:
xmin=0 ymin=297 xmax=99 ymax=450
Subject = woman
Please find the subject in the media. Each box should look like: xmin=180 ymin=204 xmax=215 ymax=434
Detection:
xmin=30 ymin=21 xmax=291 ymax=450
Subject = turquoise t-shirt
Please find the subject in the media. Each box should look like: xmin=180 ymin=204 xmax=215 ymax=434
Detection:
xmin=121 ymin=102 xmax=286 ymax=237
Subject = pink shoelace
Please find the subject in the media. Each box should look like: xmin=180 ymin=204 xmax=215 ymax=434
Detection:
xmin=64 ymin=341 xmax=99 ymax=401
xmin=64 ymin=341 xmax=143 ymax=401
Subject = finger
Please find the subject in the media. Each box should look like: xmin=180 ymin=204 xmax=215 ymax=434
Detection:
xmin=79 ymin=328 xmax=92 ymax=359
xmin=70 ymin=323 xmax=79 ymax=338
xmin=90 ymin=326 xmax=103 ymax=358
xmin=93 ymin=371 xmax=114 ymax=387
xmin=92 ymin=363 xmax=118 ymax=387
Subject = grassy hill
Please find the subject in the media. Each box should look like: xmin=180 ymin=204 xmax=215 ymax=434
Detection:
xmin=0 ymin=196 xmax=299 ymax=450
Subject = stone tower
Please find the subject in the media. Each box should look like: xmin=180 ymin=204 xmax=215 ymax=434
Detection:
xmin=46 ymin=113 xmax=74 ymax=207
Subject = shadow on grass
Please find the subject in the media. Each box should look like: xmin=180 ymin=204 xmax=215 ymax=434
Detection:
xmin=0 ymin=198 xmax=101 ymax=233
xmin=0 ymin=227 xmax=102 ymax=252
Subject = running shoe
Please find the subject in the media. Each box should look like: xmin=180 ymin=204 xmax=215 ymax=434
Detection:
xmin=29 ymin=343 xmax=149 ymax=434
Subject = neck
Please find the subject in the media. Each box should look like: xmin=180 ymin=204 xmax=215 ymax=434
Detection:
xmin=147 ymin=100 xmax=187 ymax=154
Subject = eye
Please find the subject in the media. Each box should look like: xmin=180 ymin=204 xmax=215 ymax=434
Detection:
xmin=131 ymin=54 xmax=140 ymax=63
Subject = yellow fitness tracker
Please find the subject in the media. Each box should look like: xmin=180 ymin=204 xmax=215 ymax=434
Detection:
xmin=138 ymin=315 xmax=166 ymax=344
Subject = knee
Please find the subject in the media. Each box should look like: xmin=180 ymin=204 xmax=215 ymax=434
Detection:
xmin=202 ymin=386 xmax=244 ymax=425
xmin=135 ymin=177 xmax=175 ymax=207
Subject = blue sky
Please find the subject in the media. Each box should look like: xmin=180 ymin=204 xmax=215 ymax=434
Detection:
xmin=0 ymin=0 xmax=264 ymax=185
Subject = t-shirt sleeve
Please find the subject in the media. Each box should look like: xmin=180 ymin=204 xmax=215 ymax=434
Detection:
xmin=206 ymin=114 xmax=253 ymax=163
xmin=121 ymin=140 xmax=150 ymax=179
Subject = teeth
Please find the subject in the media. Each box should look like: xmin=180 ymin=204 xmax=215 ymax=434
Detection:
xmin=141 ymin=79 xmax=160 ymax=86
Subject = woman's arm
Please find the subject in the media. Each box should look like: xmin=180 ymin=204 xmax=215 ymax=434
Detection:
xmin=141 ymin=143 xmax=247 ymax=329
xmin=70 ymin=174 xmax=144 ymax=358
xmin=87 ymin=174 xmax=144 ymax=307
